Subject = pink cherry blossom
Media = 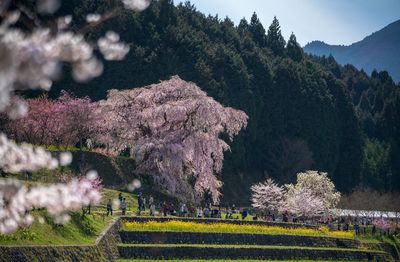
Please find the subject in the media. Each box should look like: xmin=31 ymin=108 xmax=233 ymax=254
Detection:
xmin=4 ymin=92 xmax=99 ymax=147
xmin=251 ymin=178 xmax=284 ymax=212
xmin=372 ymin=218 xmax=391 ymax=231
xmin=0 ymin=134 xmax=63 ymax=173
xmin=0 ymin=173 xmax=102 ymax=234
xmin=251 ymin=171 xmax=340 ymax=218
xmin=95 ymin=76 xmax=248 ymax=203
xmin=282 ymin=186 xmax=324 ymax=218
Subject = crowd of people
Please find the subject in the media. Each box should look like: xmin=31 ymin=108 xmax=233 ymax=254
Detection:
xmin=104 ymin=192 xmax=257 ymax=220
xmin=106 ymin=192 xmax=156 ymax=217
xmin=332 ymin=216 xmax=399 ymax=236
xmin=104 ymin=193 xmax=399 ymax=237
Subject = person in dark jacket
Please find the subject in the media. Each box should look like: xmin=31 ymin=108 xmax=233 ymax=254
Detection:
xmin=106 ymin=199 xmax=113 ymax=216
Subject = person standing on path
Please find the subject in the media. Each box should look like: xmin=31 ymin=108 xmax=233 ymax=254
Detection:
xmin=121 ymin=198 xmax=127 ymax=215
xmin=150 ymin=203 xmax=155 ymax=216
xmin=180 ymin=203 xmax=187 ymax=217
xmin=106 ymin=199 xmax=113 ymax=216
xmin=138 ymin=193 xmax=144 ymax=215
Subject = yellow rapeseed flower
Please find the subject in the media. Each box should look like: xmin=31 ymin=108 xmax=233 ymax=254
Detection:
xmin=122 ymin=220 xmax=354 ymax=238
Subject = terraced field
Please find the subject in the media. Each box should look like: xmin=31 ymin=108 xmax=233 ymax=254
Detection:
xmin=116 ymin=217 xmax=397 ymax=261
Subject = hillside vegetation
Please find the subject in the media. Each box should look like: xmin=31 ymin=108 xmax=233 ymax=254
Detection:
xmin=25 ymin=0 xmax=400 ymax=204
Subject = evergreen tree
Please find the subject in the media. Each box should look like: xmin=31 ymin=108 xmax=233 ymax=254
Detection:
xmin=238 ymin=18 xmax=249 ymax=36
xmin=266 ymin=16 xmax=286 ymax=55
xmin=159 ymin=0 xmax=177 ymax=28
xmin=249 ymin=12 xmax=266 ymax=47
xmin=286 ymin=33 xmax=303 ymax=62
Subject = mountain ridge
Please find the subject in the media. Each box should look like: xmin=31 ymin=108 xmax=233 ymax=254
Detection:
xmin=304 ymin=19 xmax=400 ymax=82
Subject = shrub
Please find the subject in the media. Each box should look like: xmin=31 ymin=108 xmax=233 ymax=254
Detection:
xmin=19 ymin=229 xmax=37 ymax=241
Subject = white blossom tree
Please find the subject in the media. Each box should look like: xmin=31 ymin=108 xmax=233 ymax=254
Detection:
xmin=250 ymin=178 xmax=284 ymax=212
xmin=291 ymin=170 xmax=341 ymax=212
xmin=281 ymin=170 xmax=340 ymax=218
xmin=95 ymin=76 xmax=248 ymax=204
xmin=0 ymin=0 xmax=150 ymax=234
xmin=282 ymin=185 xmax=324 ymax=218
xmin=250 ymin=170 xmax=340 ymax=219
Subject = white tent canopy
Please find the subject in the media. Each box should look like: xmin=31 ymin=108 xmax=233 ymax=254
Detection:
xmin=333 ymin=209 xmax=400 ymax=219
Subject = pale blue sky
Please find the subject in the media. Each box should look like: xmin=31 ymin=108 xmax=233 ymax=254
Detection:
xmin=173 ymin=0 xmax=400 ymax=46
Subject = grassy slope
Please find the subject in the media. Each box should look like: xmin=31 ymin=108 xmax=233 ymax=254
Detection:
xmin=0 ymin=210 xmax=111 ymax=245
xmin=0 ymin=154 xmax=169 ymax=246
xmin=0 ymin=188 xmax=138 ymax=245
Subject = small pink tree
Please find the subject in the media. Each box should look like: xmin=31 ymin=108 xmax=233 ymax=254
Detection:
xmin=95 ymin=76 xmax=248 ymax=204
xmin=56 ymin=92 xmax=99 ymax=148
xmin=4 ymin=96 xmax=54 ymax=145
xmin=251 ymin=178 xmax=284 ymax=212
xmin=4 ymin=92 xmax=98 ymax=148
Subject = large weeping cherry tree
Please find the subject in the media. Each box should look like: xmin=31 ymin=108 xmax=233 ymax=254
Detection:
xmin=0 ymin=0 xmax=151 ymax=234
xmin=95 ymin=76 xmax=248 ymax=204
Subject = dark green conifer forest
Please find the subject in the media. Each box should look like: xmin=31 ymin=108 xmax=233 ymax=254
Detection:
xmin=47 ymin=0 xmax=399 ymax=203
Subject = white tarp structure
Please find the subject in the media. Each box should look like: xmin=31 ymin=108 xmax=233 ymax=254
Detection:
xmin=333 ymin=209 xmax=400 ymax=219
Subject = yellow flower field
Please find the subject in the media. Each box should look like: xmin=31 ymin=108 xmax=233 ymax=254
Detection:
xmin=122 ymin=220 xmax=354 ymax=238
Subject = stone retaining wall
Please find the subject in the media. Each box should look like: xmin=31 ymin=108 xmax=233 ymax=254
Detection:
xmin=0 ymin=245 xmax=103 ymax=262
xmin=119 ymin=231 xmax=360 ymax=248
xmin=97 ymin=218 xmax=122 ymax=261
xmin=118 ymin=245 xmax=388 ymax=261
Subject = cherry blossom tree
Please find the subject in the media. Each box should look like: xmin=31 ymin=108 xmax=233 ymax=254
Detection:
xmin=290 ymin=170 xmax=341 ymax=212
xmin=57 ymin=92 xmax=100 ymax=147
xmin=4 ymin=92 xmax=98 ymax=147
xmin=282 ymin=185 xmax=324 ymax=218
xmin=250 ymin=170 xmax=340 ymax=219
xmin=3 ymin=96 xmax=55 ymax=145
xmin=0 ymin=0 xmax=150 ymax=233
xmin=0 ymin=173 xmax=102 ymax=234
xmin=0 ymin=134 xmax=59 ymax=173
xmin=251 ymin=178 xmax=284 ymax=212
xmin=95 ymin=76 xmax=248 ymax=204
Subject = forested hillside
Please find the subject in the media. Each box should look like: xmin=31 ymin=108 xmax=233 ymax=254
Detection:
xmin=44 ymin=0 xmax=399 ymax=204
